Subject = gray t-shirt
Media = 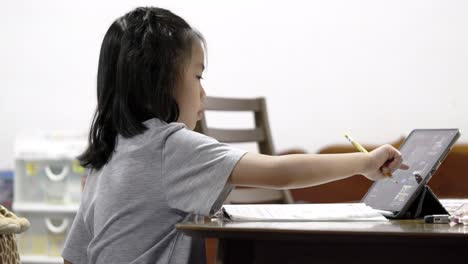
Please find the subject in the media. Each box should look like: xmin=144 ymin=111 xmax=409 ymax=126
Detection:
xmin=62 ymin=118 xmax=247 ymax=264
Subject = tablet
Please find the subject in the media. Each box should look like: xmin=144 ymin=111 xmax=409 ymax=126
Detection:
xmin=361 ymin=129 xmax=460 ymax=218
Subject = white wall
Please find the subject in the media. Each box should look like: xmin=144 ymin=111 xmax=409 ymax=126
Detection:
xmin=1 ymin=0 xmax=467 ymax=169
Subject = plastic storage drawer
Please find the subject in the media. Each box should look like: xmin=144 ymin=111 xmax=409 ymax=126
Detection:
xmin=16 ymin=211 xmax=75 ymax=257
xmin=15 ymin=159 xmax=84 ymax=205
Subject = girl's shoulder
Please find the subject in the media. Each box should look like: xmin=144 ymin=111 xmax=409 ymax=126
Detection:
xmin=145 ymin=118 xmax=213 ymax=142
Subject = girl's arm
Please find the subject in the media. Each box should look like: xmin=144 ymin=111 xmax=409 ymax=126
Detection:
xmin=229 ymin=144 xmax=408 ymax=189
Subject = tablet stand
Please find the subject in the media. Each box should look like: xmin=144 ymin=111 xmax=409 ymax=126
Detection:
xmin=402 ymin=185 xmax=448 ymax=219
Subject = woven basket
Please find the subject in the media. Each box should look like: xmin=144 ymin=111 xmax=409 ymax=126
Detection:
xmin=0 ymin=205 xmax=30 ymax=264
xmin=0 ymin=233 xmax=20 ymax=264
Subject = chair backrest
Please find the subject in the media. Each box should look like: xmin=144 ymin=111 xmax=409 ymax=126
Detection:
xmin=195 ymin=96 xmax=275 ymax=154
xmin=195 ymin=96 xmax=293 ymax=204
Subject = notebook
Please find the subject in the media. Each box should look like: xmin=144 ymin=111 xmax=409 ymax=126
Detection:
xmin=221 ymin=203 xmax=388 ymax=222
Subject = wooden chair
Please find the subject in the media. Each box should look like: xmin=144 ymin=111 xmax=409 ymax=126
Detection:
xmin=196 ymin=96 xmax=305 ymax=264
xmin=195 ymin=96 xmax=295 ymax=204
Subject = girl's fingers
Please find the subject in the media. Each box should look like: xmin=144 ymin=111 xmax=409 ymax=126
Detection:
xmin=381 ymin=166 xmax=392 ymax=176
xmin=373 ymin=171 xmax=388 ymax=181
xmin=387 ymin=156 xmax=402 ymax=171
xmin=369 ymin=144 xmax=409 ymax=181
xmin=381 ymin=157 xmax=409 ymax=178
xmin=388 ymin=159 xmax=409 ymax=171
xmin=399 ymin=163 xmax=410 ymax=170
xmin=386 ymin=150 xmax=410 ymax=172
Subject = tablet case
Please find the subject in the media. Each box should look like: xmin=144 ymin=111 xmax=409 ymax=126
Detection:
xmin=400 ymin=185 xmax=448 ymax=219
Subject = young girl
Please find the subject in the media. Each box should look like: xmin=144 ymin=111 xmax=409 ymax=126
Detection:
xmin=62 ymin=7 xmax=408 ymax=264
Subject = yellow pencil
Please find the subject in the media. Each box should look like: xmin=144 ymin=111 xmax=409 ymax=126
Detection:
xmin=344 ymin=133 xmax=398 ymax=183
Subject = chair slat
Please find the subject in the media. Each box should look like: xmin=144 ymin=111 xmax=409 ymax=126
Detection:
xmin=204 ymin=97 xmax=262 ymax=111
xmin=204 ymin=128 xmax=265 ymax=143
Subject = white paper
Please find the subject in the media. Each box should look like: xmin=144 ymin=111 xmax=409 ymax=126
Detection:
xmin=222 ymin=203 xmax=388 ymax=222
xmin=440 ymin=199 xmax=468 ymax=214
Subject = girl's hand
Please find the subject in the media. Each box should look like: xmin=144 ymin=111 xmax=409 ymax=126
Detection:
xmin=362 ymin=144 xmax=409 ymax=181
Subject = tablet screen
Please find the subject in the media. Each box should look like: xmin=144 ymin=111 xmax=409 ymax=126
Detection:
xmin=362 ymin=129 xmax=460 ymax=214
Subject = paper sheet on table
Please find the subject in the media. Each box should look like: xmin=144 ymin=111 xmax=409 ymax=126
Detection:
xmin=440 ymin=199 xmax=468 ymax=214
xmin=222 ymin=203 xmax=388 ymax=222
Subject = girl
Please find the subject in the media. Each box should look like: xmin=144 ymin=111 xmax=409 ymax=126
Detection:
xmin=63 ymin=7 xmax=408 ymax=264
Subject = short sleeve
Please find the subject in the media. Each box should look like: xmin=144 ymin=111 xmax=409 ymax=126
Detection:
xmin=162 ymin=127 xmax=247 ymax=216
xmin=62 ymin=206 xmax=91 ymax=264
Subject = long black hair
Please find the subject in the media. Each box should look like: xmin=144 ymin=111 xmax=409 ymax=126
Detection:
xmin=79 ymin=7 xmax=204 ymax=170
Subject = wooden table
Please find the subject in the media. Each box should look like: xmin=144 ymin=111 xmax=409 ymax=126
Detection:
xmin=176 ymin=216 xmax=468 ymax=264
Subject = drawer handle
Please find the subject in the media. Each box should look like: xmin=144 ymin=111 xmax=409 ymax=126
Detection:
xmin=45 ymin=218 xmax=70 ymax=234
xmin=45 ymin=165 xmax=69 ymax=181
